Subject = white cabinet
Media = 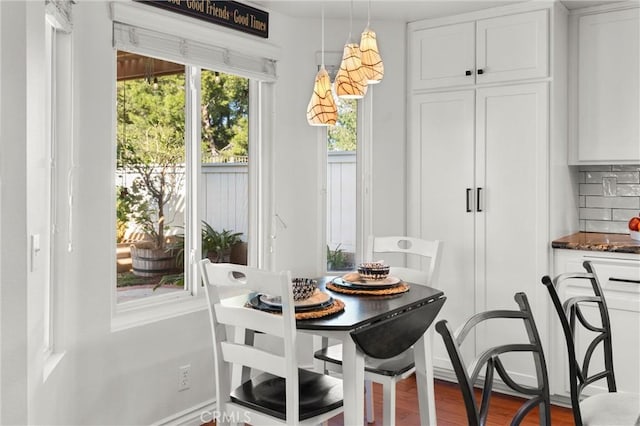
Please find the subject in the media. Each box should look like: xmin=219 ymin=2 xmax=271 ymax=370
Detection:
xmin=569 ymin=5 xmax=640 ymax=164
xmin=412 ymin=83 xmax=550 ymax=387
xmin=409 ymin=9 xmax=548 ymax=90
xmin=552 ymin=250 xmax=640 ymax=396
xmin=407 ymin=2 xmax=571 ymax=388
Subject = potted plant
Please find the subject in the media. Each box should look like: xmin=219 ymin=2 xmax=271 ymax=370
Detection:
xmin=202 ymin=222 xmax=243 ymax=263
xmin=119 ymin=124 xmax=185 ymax=277
xmin=327 ymin=243 xmax=349 ymax=271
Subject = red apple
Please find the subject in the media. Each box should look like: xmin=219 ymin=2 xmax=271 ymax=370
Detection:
xmin=629 ymin=216 xmax=640 ymax=232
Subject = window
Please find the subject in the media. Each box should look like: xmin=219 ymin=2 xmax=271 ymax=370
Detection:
xmin=115 ymin=53 xmax=250 ymax=304
xmin=44 ymin=1 xmax=73 ymax=375
xmin=110 ymin=4 xmax=277 ymax=321
xmin=326 ymin=99 xmax=358 ymax=272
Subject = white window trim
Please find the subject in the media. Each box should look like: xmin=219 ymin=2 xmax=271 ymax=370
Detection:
xmin=110 ymin=4 xmax=275 ymax=330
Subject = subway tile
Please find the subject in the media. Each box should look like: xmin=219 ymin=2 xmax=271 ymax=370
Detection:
xmin=612 ymin=165 xmax=640 ymax=172
xmin=585 ymin=220 xmax=628 ymax=234
xmin=579 ymin=195 xmax=586 ymax=208
xmin=578 ymin=171 xmax=586 ymax=184
xmin=579 ymin=219 xmax=586 ymax=232
xmin=612 ymin=209 xmax=640 ymax=221
xmin=616 ymin=184 xmax=640 ymax=197
xmin=602 ymin=177 xmax=617 ymax=196
xmin=585 ymin=195 xmax=639 ymax=209
xmin=579 ymin=183 xmax=602 ymax=196
xmin=580 ymin=208 xmax=611 ymax=220
xmin=584 ymin=171 xmax=639 ymax=184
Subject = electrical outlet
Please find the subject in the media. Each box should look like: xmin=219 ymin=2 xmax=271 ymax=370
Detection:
xmin=178 ymin=364 xmax=191 ymax=392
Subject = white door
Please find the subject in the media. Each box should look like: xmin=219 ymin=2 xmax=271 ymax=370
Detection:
xmin=412 ymin=90 xmax=476 ymax=371
xmin=476 ymin=9 xmax=549 ymax=84
xmin=409 ymin=22 xmax=475 ymax=90
xmin=475 ymin=82 xmax=549 ymax=387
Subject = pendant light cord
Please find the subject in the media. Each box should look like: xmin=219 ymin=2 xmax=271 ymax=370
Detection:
xmin=349 ymin=0 xmax=354 ymax=41
xmin=321 ymin=5 xmax=325 ymax=66
xmin=367 ymin=0 xmax=371 ymax=27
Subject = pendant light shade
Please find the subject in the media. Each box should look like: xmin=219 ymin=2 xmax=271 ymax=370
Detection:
xmin=335 ymin=42 xmax=368 ymax=99
xmin=360 ymin=27 xmax=384 ymax=84
xmin=306 ymin=66 xmax=337 ymax=126
xmin=306 ymin=5 xmax=337 ymax=126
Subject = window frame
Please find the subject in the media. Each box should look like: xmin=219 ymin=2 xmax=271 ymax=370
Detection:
xmin=110 ymin=3 xmax=277 ymax=330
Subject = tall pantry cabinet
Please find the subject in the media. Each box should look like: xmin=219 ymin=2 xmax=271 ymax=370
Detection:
xmin=407 ymin=3 xmax=571 ymax=387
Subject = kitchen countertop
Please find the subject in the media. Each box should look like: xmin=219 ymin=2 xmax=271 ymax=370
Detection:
xmin=552 ymin=232 xmax=640 ymax=254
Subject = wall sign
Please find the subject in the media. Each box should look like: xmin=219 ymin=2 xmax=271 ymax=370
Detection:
xmin=137 ymin=0 xmax=269 ymax=38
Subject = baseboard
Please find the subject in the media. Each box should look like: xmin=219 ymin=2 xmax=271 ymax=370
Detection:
xmin=154 ymin=398 xmax=216 ymax=426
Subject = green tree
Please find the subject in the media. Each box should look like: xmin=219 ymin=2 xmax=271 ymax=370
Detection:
xmin=117 ymin=72 xmax=186 ymax=249
xmin=328 ymin=98 xmax=357 ymax=152
xmin=201 ymin=71 xmax=249 ymax=160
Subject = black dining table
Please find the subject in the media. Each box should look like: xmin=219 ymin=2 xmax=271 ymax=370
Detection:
xmin=223 ymin=275 xmax=445 ymax=425
xmin=298 ymin=276 xmax=445 ymax=426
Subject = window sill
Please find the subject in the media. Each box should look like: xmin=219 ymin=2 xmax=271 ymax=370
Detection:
xmin=111 ymin=292 xmax=208 ymax=332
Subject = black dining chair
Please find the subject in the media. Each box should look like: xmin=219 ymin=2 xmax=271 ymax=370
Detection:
xmin=199 ymin=260 xmax=344 ymax=425
xmin=542 ymin=260 xmax=640 ymax=426
xmin=435 ymin=292 xmax=550 ymax=426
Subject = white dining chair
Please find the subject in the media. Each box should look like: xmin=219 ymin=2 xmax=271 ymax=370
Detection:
xmin=315 ymin=235 xmax=443 ymax=425
xmin=200 ymin=260 xmax=344 ymax=425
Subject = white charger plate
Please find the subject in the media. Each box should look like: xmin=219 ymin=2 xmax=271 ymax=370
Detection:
xmin=259 ymin=289 xmax=331 ymax=308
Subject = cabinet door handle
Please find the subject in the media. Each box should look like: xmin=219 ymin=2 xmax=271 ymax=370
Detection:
xmin=477 ymin=69 xmax=484 ymax=75
xmin=610 ymin=277 xmax=640 ymax=284
xmin=466 ymin=188 xmax=472 ymax=212
xmin=465 ymin=70 xmax=473 ymax=76
xmin=476 ymin=187 xmax=483 ymax=212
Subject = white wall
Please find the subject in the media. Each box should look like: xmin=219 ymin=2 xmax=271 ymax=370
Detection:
xmin=269 ymin=12 xmax=407 ymax=278
xmin=0 ymin=1 xmax=408 ymax=424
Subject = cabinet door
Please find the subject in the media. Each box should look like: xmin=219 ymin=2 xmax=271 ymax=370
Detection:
xmin=577 ymin=8 xmax=640 ymax=162
xmin=476 ymin=10 xmax=549 ymax=84
xmin=409 ymin=22 xmax=475 ymax=90
xmin=412 ymin=90 xmax=475 ymax=371
xmin=475 ymin=83 xmax=549 ymax=388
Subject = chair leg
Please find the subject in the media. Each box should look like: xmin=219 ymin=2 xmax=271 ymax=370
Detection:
xmin=382 ymin=382 xmax=396 ymax=426
xmin=365 ymin=379 xmax=375 ymax=423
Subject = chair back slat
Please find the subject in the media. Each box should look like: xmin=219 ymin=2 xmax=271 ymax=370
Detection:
xmin=215 ymin=304 xmax=285 ymax=337
xmin=436 ymin=292 xmax=550 ymax=426
xmin=220 ymin=341 xmax=287 ymax=378
xmin=541 ymin=260 xmax=618 ymax=426
xmin=366 ymin=235 xmax=442 ymax=287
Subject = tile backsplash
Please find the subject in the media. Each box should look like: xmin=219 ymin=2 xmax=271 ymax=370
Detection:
xmin=579 ymin=165 xmax=640 ymax=233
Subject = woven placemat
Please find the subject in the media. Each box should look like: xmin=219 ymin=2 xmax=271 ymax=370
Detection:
xmin=295 ymin=298 xmax=345 ymax=320
xmin=326 ymin=282 xmax=410 ymax=296
xmin=245 ymin=298 xmax=345 ymax=320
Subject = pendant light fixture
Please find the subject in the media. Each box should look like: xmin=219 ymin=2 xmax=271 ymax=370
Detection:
xmin=306 ymin=6 xmax=338 ymax=126
xmin=335 ymin=0 xmax=367 ymax=99
xmin=360 ymin=0 xmax=384 ymax=84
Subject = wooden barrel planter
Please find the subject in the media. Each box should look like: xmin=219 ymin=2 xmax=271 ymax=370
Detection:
xmin=130 ymin=245 xmax=179 ymax=277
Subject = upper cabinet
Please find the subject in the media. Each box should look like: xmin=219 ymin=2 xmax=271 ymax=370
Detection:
xmin=409 ymin=9 xmax=549 ymax=90
xmin=569 ymin=4 xmax=640 ymax=164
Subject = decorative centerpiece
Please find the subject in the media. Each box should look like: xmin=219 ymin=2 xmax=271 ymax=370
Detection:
xmin=291 ymin=278 xmax=318 ymax=301
xmin=357 ymin=262 xmax=390 ymax=281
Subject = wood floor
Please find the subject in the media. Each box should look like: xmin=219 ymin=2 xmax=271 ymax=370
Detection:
xmin=326 ymin=375 xmax=575 ymax=426
xmin=203 ymin=374 xmax=575 ymax=425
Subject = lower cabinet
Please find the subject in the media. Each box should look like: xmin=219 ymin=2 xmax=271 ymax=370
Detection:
xmin=552 ymin=249 xmax=640 ymax=396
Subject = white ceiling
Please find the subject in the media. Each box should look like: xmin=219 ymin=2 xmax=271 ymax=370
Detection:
xmin=250 ymin=0 xmax=622 ymax=22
